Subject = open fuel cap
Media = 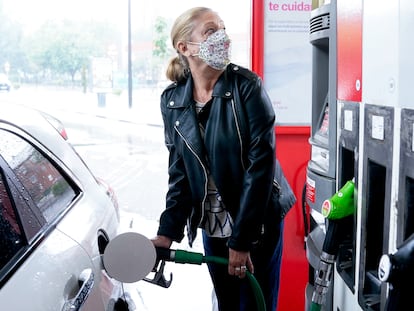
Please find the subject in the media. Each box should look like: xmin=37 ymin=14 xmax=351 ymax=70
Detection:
xmin=103 ymin=232 xmax=156 ymax=283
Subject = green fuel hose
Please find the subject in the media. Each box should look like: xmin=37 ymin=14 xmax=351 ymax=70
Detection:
xmin=310 ymin=302 xmax=322 ymax=311
xmin=157 ymin=248 xmax=266 ymax=311
xmin=203 ymin=255 xmax=266 ymax=311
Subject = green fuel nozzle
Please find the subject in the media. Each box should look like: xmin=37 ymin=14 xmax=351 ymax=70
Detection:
xmin=311 ymin=179 xmax=356 ymax=308
xmin=321 ymin=180 xmax=355 ymax=220
xmin=155 ymin=248 xmax=205 ymax=265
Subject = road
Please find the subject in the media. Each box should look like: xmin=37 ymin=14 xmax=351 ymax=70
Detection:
xmin=1 ymin=86 xmax=215 ymax=311
xmin=64 ymin=112 xmax=168 ymax=220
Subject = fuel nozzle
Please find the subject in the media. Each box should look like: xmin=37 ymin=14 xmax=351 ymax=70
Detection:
xmin=142 ymin=248 xmax=205 ymax=288
xmin=379 ymin=232 xmax=414 ymax=283
xmin=378 ymin=232 xmax=414 ymax=311
xmin=311 ymin=180 xmax=355 ymax=309
xmin=321 ymin=180 xmax=355 ymax=220
xmin=155 ymin=247 xmax=204 ymax=265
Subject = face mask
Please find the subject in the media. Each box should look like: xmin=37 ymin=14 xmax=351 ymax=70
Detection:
xmin=189 ymin=29 xmax=231 ymax=70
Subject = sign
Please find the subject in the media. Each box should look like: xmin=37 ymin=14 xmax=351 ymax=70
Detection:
xmin=263 ymin=0 xmax=312 ymax=125
xmin=90 ymin=57 xmax=113 ymax=93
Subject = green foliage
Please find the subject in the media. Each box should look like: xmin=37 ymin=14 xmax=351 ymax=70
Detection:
xmin=0 ymin=10 xmax=122 ymax=86
xmin=153 ymin=16 xmax=169 ymax=59
xmin=51 ymin=179 xmax=69 ymax=196
xmin=149 ymin=16 xmax=173 ymax=82
xmin=0 ymin=8 xmax=25 ymax=76
xmin=0 ymin=7 xmax=173 ymax=87
xmin=23 ymin=19 xmax=121 ymax=84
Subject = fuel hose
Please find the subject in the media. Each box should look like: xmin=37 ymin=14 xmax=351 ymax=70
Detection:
xmin=310 ymin=302 xmax=321 ymax=311
xmin=156 ymin=248 xmax=266 ymax=311
xmin=103 ymin=232 xmax=266 ymax=311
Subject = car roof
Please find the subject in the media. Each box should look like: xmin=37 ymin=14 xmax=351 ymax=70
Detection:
xmin=0 ymin=102 xmax=96 ymax=188
xmin=1 ymin=103 xmax=63 ymax=148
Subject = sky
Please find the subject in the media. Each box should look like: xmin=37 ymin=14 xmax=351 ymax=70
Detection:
xmin=3 ymin=0 xmax=251 ymax=34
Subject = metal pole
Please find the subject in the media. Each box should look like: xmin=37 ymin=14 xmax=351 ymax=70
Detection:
xmin=128 ymin=0 xmax=133 ymax=108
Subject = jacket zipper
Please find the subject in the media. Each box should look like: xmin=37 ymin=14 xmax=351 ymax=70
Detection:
xmin=273 ymin=179 xmax=282 ymax=194
xmin=230 ymin=99 xmax=246 ymax=171
xmin=174 ymin=125 xmax=208 ymax=229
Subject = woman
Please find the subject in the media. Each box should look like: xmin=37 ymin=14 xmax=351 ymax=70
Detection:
xmin=151 ymin=7 xmax=295 ymax=311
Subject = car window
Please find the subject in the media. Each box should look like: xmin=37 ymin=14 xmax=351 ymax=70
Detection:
xmin=0 ymin=172 xmax=25 ymax=270
xmin=0 ymin=129 xmax=76 ymax=223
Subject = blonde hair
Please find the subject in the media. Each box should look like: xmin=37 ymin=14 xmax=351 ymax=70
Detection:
xmin=166 ymin=7 xmax=213 ymax=82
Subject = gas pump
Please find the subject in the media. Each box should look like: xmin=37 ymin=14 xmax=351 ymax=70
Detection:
xmin=306 ymin=1 xmax=337 ymax=215
xmin=309 ymin=0 xmax=414 ymax=311
xmin=306 ymin=0 xmax=364 ymax=310
xmin=305 ymin=1 xmax=338 ymax=309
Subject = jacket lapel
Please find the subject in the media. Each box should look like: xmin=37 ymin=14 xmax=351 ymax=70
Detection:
xmin=170 ymin=77 xmax=207 ymax=163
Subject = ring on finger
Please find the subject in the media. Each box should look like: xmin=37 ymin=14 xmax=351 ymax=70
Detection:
xmin=240 ymin=265 xmax=247 ymax=272
xmin=235 ymin=267 xmax=241 ymax=272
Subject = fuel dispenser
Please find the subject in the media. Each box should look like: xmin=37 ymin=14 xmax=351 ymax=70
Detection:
xmin=358 ymin=105 xmax=394 ymax=311
xmin=397 ymin=109 xmax=414 ymax=253
xmin=306 ymin=1 xmax=337 ymax=214
xmin=306 ymin=0 xmax=364 ymax=309
xmin=377 ymin=78 xmax=414 ymax=311
xmin=306 ymin=0 xmax=414 ymax=310
xmin=318 ymin=0 xmax=414 ymax=310
xmin=305 ymin=1 xmax=338 ymax=309
xmin=335 ymin=102 xmax=359 ymax=292
xmin=355 ymin=0 xmax=411 ymax=309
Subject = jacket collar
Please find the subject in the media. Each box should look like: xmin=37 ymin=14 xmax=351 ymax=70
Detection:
xmin=171 ymin=76 xmax=194 ymax=109
xmin=212 ymin=67 xmax=233 ymax=100
xmin=172 ymin=65 xmax=235 ymax=108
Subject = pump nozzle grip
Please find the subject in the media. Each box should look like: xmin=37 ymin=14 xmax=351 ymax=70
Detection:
xmin=379 ymin=232 xmax=414 ymax=283
xmin=322 ymin=180 xmax=355 ymax=220
xmin=155 ymin=248 xmax=204 ymax=265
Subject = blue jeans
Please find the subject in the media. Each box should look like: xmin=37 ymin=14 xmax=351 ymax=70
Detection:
xmin=202 ymin=220 xmax=284 ymax=311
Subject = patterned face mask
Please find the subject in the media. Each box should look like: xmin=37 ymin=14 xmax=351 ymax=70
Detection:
xmin=189 ymin=29 xmax=231 ymax=70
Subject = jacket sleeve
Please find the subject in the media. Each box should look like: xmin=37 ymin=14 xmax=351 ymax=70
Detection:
xmin=156 ymin=91 xmax=193 ymax=243
xmin=227 ymin=74 xmax=277 ymax=251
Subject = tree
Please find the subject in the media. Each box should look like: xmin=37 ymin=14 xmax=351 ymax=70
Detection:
xmin=153 ymin=17 xmax=169 ymax=59
xmin=151 ymin=16 xmax=172 ymax=82
xmin=0 ymin=4 xmax=25 ymax=80
xmin=23 ymin=19 xmax=121 ymax=86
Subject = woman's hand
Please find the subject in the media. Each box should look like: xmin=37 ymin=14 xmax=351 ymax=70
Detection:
xmin=151 ymin=235 xmax=173 ymax=248
xmin=228 ymin=248 xmax=254 ymax=279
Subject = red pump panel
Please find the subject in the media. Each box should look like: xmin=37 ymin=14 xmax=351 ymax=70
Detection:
xmin=337 ymin=0 xmax=363 ymax=102
xmin=252 ymin=1 xmax=310 ymax=310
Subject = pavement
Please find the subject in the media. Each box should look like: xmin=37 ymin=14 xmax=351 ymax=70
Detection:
xmin=21 ymin=86 xmax=165 ymax=127
xmin=83 ymin=89 xmax=164 ymax=127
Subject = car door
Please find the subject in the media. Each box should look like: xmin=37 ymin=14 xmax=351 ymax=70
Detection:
xmin=0 ymin=128 xmax=106 ymax=311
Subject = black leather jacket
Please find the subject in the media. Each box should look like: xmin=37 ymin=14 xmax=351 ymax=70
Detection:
xmin=157 ymin=63 xmax=281 ymax=251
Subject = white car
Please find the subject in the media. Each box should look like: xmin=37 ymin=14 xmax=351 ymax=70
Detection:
xmin=0 ymin=103 xmax=134 ymax=310
xmin=0 ymin=74 xmax=11 ymax=92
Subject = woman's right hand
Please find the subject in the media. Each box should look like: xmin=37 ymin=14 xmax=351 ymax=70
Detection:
xmin=151 ymin=235 xmax=173 ymax=249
